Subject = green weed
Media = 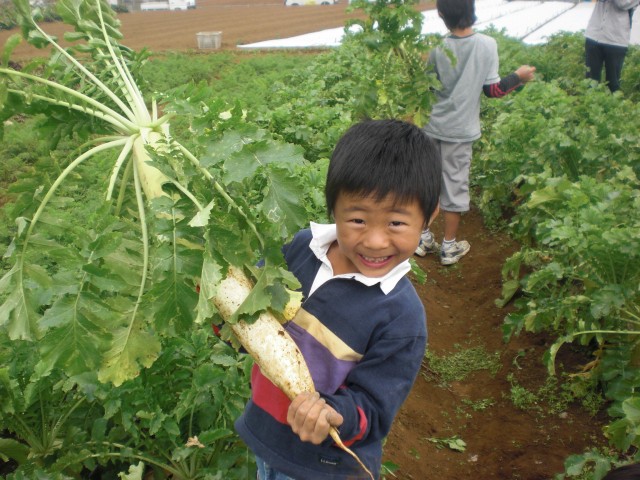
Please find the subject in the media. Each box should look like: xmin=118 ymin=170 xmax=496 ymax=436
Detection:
xmin=423 ymin=343 xmax=501 ymax=386
xmin=461 ymin=397 xmax=495 ymax=412
xmin=506 ymin=373 xmax=539 ymax=410
xmin=380 ymin=460 xmax=399 ymax=478
xmin=505 ymin=373 xmax=604 ymax=416
xmin=426 ymin=435 xmax=467 ymax=452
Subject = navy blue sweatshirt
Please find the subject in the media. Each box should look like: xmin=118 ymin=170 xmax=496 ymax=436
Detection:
xmin=235 ymin=229 xmax=428 ymax=479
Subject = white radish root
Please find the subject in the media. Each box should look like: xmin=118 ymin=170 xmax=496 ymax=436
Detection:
xmin=212 ymin=267 xmax=374 ymax=480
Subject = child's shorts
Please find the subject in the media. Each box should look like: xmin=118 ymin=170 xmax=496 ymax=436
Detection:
xmin=433 ymin=139 xmax=473 ymax=213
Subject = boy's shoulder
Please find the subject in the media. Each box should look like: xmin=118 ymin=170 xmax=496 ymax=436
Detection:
xmin=475 ymin=32 xmax=498 ymax=47
xmin=283 ymin=228 xmax=313 ymax=257
xmin=382 ymin=276 xmax=426 ymax=324
xmin=442 ymin=31 xmax=496 ymax=46
xmin=473 ymin=33 xmax=499 ymax=56
xmin=292 ymin=227 xmax=312 ymax=242
xmin=435 ymin=33 xmax=498 ymax=65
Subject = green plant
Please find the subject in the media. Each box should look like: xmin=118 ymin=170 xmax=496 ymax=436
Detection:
xmin=506 ymin=373 xmax=539 ymax=410
xmin=0 ymin=0 xmax=18 ymax=30
xmin=0 ymin=339 xmax=93 ymax=473
xmin=380 ymin=460 xmax=399 ymax=478
xmin=426 ymin=435 xmax=467 ymax=452
xmin=461 ymin=398 xmax=495 ymax=412
xmin=255 ymin=45 xmax=359 ymax=162
xmin=423 ymin=344 xmax=501 ymax=386
xmin=527 ymin=32 xmax=586 ymax=88
xmin=620 ymin=44 xmax=640 ymax=101
xmin=475 ymin=80 xmax=640 ymax=226
xmin=505 ymin=371 xmax=605 ymax=419
xmin=557 ymin=448 xmax=640 ymax=480
xmin=345 ymin=0 xmax=440 ymax=125
xmin=0 ymin=0 xmax=318 ymax=475
xmin=1 ymin=0 xmax=312 ymax=381
xmin=0 ymin=329 xmax=253 ymax=478
xmin=497 ymin=169 xmax=639 ymax=423
xmin=111 ymin=3 xmax=128 ymax=13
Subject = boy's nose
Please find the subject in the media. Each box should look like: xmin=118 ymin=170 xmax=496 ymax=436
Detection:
xmin=363 ymin=230 xmax=390 ymax=249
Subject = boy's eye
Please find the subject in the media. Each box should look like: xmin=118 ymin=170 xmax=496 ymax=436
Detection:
xmin=390 ymin=221 xmax=406 ymax=227
xmin=351 ymin=218 xmax=365 ymax=224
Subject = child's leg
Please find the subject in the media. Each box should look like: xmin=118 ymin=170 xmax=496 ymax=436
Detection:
xmin=255 ymin=456 xmax=297 ymax=480
xmin=443 ymin=211 xmax=461 ymax=241
xmin=439 ymin=140 xmax=472 ymax=265
xmin=415 ymin=228 xmax=440 ymax=256
xmin=602 ymin=43 xmax=628 ymax=92
xmin=585 ymin=37 xmax=604 ymax=82
xmin=439 ymin=140 xmax=472 ymax=240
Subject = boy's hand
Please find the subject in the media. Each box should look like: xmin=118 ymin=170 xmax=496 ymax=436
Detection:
xmin=287 ymin=392 xmax=344 ymax=445
xmin=516 ymin=65 xmax=536 ymax=83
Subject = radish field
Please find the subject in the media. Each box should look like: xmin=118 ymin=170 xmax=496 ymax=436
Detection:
xmin=1 ymin=0 xmax=640 ymax=478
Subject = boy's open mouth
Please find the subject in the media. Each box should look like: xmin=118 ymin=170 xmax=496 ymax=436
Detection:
xmin=360 ymin=254 xmax=391 ymax=265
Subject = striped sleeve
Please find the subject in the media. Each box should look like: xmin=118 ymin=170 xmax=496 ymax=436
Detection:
xmin=483 ymin=72 xmax=522 ymax=98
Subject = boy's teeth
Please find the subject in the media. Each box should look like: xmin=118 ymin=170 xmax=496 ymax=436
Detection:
xmin=363 ymin=255 xmax=388 ymax=263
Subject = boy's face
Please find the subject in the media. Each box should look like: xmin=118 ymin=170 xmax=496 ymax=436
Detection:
xmin=331 ymin=191 xmax=426 ymax=278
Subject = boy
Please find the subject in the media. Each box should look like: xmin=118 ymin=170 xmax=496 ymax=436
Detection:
xmin=234 ymin=119 xmax=441 ymax=479
xmin=415 ymin=0 xmax=536 ymax=265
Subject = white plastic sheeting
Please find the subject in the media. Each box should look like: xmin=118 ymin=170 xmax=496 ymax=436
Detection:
xmin=239 ymin=0 xmax=640 ymax=49
xmin=420 ymin=0 xmax=575 ymax=38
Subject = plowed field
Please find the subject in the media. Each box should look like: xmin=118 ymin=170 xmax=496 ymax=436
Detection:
xmin=1 ymin=0 xmax=435 ymax=60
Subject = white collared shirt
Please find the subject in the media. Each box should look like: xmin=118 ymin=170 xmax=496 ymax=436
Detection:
xmin=307 ymin=222 xmax=411 ymax=297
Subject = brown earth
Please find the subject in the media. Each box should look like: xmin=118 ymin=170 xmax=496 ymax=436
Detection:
xmin=386 ymin=207 xmax=607 ymax=480
xmin=0 ymin=2 xmax=608 ymax=479
xmin=0 ymin=0 xmax=426 ymax=61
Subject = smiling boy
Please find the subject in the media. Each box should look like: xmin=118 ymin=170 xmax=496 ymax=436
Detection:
xmin=234 ymin=119 xmax=441 ymax=480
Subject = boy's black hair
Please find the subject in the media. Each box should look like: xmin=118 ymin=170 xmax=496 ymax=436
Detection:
xmin=602 ymin=463 xmax=640 ymax=480
xmin=436 ymin=0 xmax=477 ymax=30
xmin=325 ymin=119 xmax=441 ymax=226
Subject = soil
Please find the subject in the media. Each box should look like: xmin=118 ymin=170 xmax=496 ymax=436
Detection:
xmin=385 ymin=207 xmax=607 ymax=480
xmin=0 ymin=0 xmax=404 ymax=61
xmin=0 ymin=2 xmax=608 ymax=478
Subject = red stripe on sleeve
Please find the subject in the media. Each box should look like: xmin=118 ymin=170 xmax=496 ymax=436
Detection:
xmin=341 ymin=406 xmax=368 ymax=447
xmin=493 ymin=83 xmax=506 ymax=97
xmin=251 ymin=364 xmax=291 ymax=424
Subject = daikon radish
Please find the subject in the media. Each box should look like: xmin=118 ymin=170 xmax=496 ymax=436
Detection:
xmin=212 ymin=266 xmax=374 ymax=480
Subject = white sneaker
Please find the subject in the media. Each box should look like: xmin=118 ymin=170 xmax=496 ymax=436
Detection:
xmin=415 ymin=231 xmax=440 ymax=257
xmin=440 ymin=240 xmax=470 ymax=265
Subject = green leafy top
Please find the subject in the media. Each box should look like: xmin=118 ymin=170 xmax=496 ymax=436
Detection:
xmin=0 ymin=0 xmax=314 ymax=386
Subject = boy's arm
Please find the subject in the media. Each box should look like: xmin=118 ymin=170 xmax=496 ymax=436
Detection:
xmin=483 ymin=65 xmax=536 ymax=98
xmin=321 ymin=329 xmax=427 ymax=446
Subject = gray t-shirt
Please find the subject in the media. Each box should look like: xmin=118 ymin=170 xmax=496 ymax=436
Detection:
xmin=585 ymin=0 xmax=640 ymax=47
xmin=424 ymin=33 xmax=500 ymax=143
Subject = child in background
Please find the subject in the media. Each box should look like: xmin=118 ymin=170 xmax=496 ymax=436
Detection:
xmin=415 ymin=0 xmax=536 ymax=265
xmin=234 ymin=119 xmax=441 ymax=479
xmin=585 ymin=0 xmax=639 ymax=92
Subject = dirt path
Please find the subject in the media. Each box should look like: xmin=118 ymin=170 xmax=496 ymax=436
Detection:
xmin=384 ymin=206 xmax=606 ymax=479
